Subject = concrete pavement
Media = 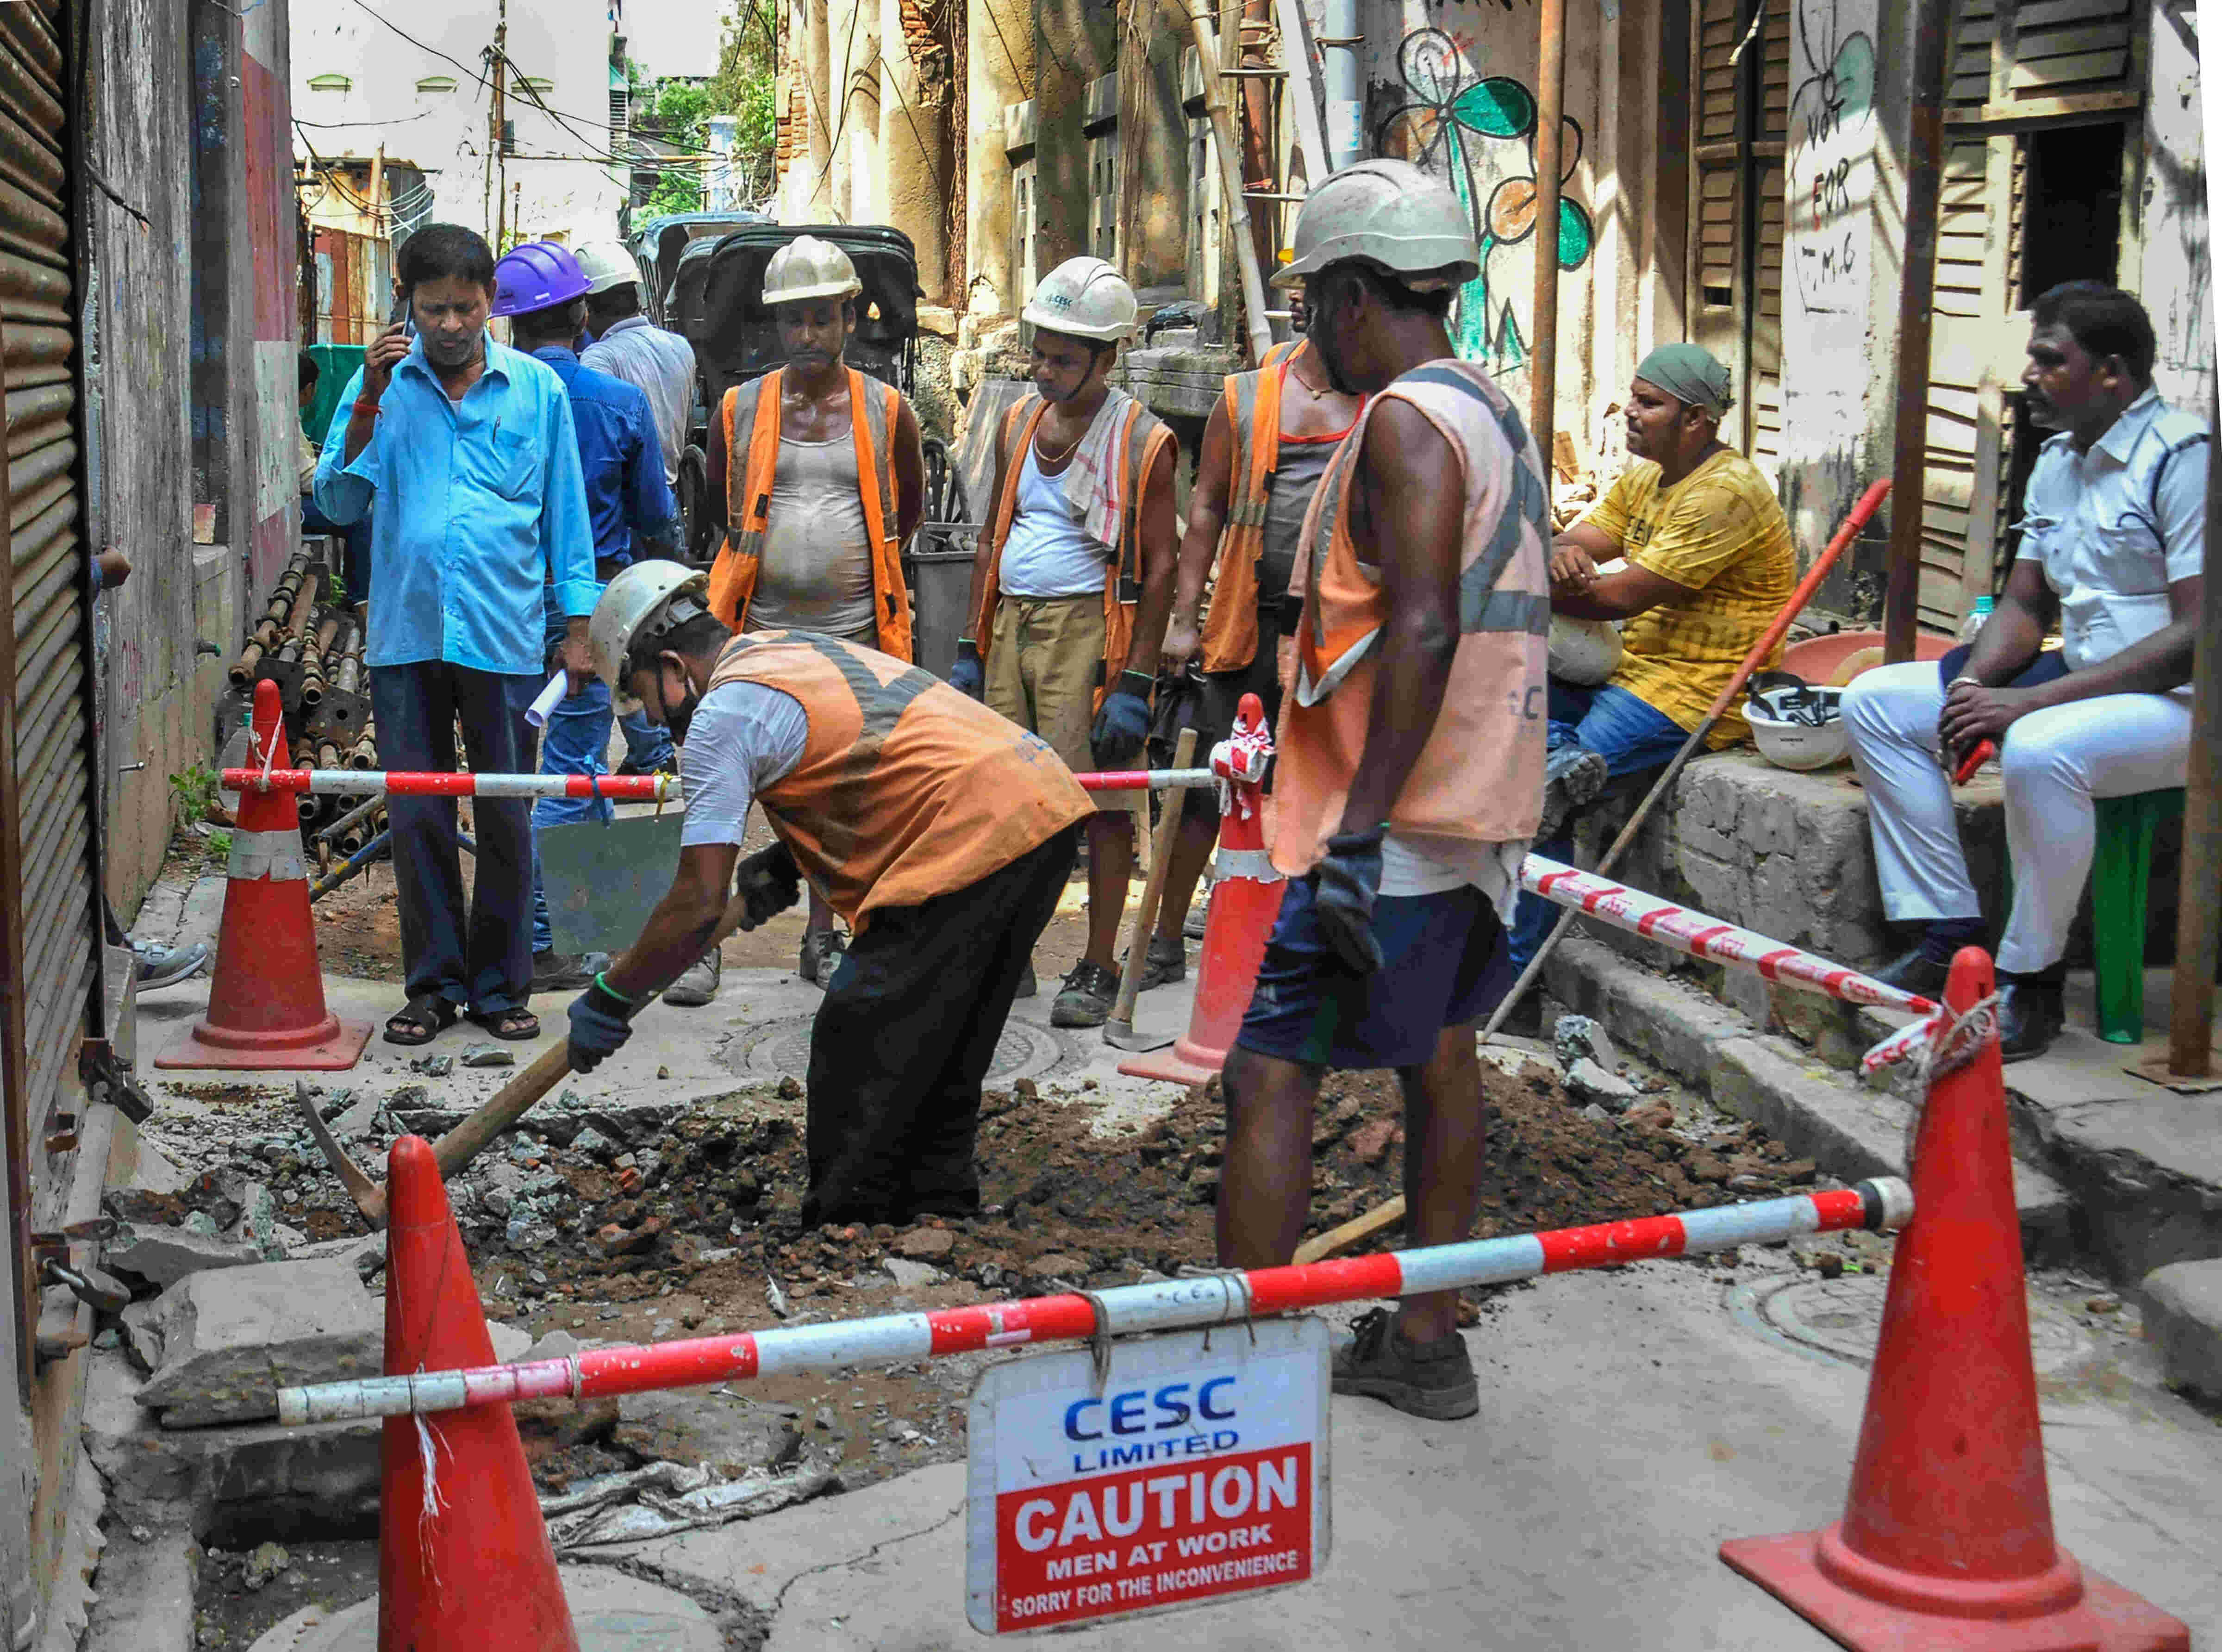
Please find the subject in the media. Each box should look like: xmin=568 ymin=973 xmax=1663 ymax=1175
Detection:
xmin=610 ymin=1263 xmax=2222 ymax=1651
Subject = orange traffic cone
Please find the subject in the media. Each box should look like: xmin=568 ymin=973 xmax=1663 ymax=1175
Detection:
xmin=380 ymin=1135 xmax=580 ymax=1652
xmin=158 ymin=679 xmax=369 ymax=1070
xmin=1720 ymin=948 xmax=2188 ymax=1650
xmin=1120 ymin=693 xmax=1284 ymax=1086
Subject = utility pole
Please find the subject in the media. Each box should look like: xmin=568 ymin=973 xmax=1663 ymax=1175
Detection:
xmin=368 ymin=142 xmax=385 ymax=232
xmin=490 ymin=0 xmax=510 ymax=249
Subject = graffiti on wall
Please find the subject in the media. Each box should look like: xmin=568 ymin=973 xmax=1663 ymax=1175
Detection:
xmin=1376 ymin=27 xmax=1592 ymax=374
xmin=1786 ymin=0 xmax=1875 ymax=318
xmin=1781 ymin=0 xmax=1878 ymax=474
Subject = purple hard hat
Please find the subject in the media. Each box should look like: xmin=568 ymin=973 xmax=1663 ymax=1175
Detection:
xmin=492 ymin=241 xmax=591 ymax=318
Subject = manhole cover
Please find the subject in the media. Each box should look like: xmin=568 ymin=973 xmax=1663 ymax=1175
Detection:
xmin=1728 ymin=1274 xmax=2097 ymax=1377
xmin=724 ymin=1015 xmax=1075 ymax=1086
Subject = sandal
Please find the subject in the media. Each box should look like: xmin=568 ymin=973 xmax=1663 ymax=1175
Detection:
xmin=468 ymin=1007 xmax=540 ymax=1041
xmin=383 ymin=993 xmax=460 ymax=1047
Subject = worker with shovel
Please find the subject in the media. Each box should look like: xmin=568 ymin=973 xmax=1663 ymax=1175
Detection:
xmin=564 ymin=564 xmax=1093 ymax=1228
xmin=1214 ymin=159 xmax=1548 ymax=1421
xmin=701 ymin=235 xmax=927 ymax=1001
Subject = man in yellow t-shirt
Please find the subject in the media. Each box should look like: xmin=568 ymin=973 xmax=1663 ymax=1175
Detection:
xmin=1506 ymin=342 xmax=1796 ymax=978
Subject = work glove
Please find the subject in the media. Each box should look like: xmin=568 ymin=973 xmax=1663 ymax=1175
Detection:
xmin=948 ymin=638 xmax=985 ymax=700
xmin=565 ymin=976 xmax=636 ymax=1074
xmin=734 ymin=841 xmax=803 ymax=931
xmin=1314 ymin=826 xmax=1386 ymax=975
xmin=1090 ymin=670 xmax=1155 ymax=767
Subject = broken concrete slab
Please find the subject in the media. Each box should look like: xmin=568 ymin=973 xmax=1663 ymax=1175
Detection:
xmin=883 ymin=1259 xmax=942 ymax=1291
xmin=106 ymin=1222 xmax=264 ymax=1289
xmin=136 ymin=1258 xmax=382 ymax=1428
xmin=1564 ymin=1057 xmax=1639 ymax=1112
xmin=611 ymin=1389 xmax=805 ymax=1476
xmin=2137 ymin=1259 xmax=2222 ymax=1402
xmin=83 ymin=1352 xmax=380 ymax=1537
xmin=247 ymin=1563 xmax=728 ymax=1652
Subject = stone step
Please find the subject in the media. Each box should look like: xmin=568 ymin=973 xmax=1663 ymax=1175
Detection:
xmin=1542 ymin=937 xmax=2076 ymax=1263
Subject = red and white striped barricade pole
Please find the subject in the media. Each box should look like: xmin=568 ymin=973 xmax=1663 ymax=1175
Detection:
xmin=278 ymin=1178 xmax=1907 ymax=1426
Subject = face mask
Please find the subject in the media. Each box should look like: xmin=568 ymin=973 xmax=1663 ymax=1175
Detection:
xmin=661 ymin=673 xmax=702 ymax=745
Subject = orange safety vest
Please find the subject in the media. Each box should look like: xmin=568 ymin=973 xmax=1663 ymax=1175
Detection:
xmin=705 ymin=630 xmax=1092 ymax=932
xmin=708 ymin=366 xmax=913 ymax=659
xmin=973 ymin=392 xmax=1177 ymax=713
xmin=1198 ymin=339 xmax=1359 ymax=673
xmin=1272 ymin=360 xmax=1550 ymax=877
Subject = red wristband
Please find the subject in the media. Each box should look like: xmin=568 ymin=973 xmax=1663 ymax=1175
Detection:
xmin=351 ymin=398 xmax=383 ymax=417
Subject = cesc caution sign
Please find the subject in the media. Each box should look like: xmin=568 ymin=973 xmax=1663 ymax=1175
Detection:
xmin=965 ymin=1318 xmax=1330 ymax=1635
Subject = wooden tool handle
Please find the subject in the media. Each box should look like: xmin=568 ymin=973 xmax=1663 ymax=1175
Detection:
xmin=1110 ymin=728 xmax=1198 ymax=1027
xmin=423 ymin=884 xmax=765 ymax=1182
xmin=431 ymin=1040 xmax=575 ymax=1180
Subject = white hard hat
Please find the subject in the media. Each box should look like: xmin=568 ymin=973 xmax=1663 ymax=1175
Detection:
xmin=762 ymin=235 xmax=863 ymax=307
xmin=1744 ymin=673 xmax=1849 ymax=771
xmin=590 ymin=562 xmax=716 ymax=691
xmin=573 ymin=239 xmax=640 ymax=296
xmin=1022 ymin=256 xmax=1139 ymax=343
xmin=1273 ymin=158 xmax=1478 ymax=291
xmin=1547 ymin=616 xmax=1624 ymax=686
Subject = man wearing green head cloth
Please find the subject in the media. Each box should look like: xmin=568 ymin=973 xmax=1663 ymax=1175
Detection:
xmin=1503 ymin=341 xmax=1796 ymax=986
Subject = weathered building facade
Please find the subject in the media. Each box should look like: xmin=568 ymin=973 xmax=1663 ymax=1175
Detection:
xmin=769 ymin=0 xmax=2209 ymax=634
xmin=3 ymin=2 xmax=299 ymax=1642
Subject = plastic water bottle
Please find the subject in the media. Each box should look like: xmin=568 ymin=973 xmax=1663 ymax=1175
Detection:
xmin=1959 ymin=594 xmax=1994 ymax=645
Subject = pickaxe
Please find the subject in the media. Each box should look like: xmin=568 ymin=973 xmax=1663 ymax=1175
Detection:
xmin=299 ymin=860 xmax=795 ymax=1228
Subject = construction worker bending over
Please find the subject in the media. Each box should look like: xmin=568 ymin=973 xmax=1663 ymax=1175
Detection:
xmin=1844 ymin=282 xmax=2206 ymax=1061
xmin=953 ymin=256 xmax=1180 ymax=1028
xmin=703 ymin=235 xmax=926 ymax=999
xmin=491 ymin=241 xmax=685 ymax=997
xmin=1216 ymin=160 xmax=1547 ymax=1421
xmin=1152 ymin=298 xmax=1361 ymax=982
xmin=565 ymin=565 xmax=1092 ymax=1228
xmin=1507 ymin=342 xmax=1796 ymax=1005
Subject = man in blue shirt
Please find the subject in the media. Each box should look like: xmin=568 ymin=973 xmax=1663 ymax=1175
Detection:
xmin=490 ymin=241 xmax=685 ymax=991
xmin=313 ymin=224 xmax=598 ymax=1046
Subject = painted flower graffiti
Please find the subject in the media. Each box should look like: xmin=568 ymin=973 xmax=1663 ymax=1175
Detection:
xmin=1377 ymin=27 xmax=1594 ymax=372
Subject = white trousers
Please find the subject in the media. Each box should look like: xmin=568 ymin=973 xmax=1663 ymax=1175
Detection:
xmin=1841 ymin=660 xmax=2192 ymax=974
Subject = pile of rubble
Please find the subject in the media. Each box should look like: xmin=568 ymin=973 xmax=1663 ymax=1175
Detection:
xmin=96 ymin=1027 xmax=1835 ymax=1570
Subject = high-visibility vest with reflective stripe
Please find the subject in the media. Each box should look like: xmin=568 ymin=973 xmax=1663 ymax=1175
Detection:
xmin=974 ymin=392 xmax=1176 ymax=712
xmin=704 ymin=630 xmax=1092 ymax=931
xmin=708 ymin=367 xmax=913 ymax=659
xmin=1271 ymin=359 xmax=1550 ymax=876
xmin=1200 ymin=340 xmax=1358 ymax=673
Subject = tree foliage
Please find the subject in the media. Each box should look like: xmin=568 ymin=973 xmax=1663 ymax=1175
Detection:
xmin=630 ymin=0 xmax=776 ymax=217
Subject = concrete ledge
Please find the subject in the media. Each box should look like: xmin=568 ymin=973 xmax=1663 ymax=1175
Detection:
xmin=2137 ymin=1259 xmax=2222 ymax=1401
xmin=1543 ymin=937 xmax=2076 ymax=1262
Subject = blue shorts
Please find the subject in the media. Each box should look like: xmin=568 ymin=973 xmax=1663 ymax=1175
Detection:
xmin=1234 ymin=877 xmax=1512 ymax=1070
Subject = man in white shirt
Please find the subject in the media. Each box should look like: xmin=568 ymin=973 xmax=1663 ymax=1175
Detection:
xmin=1842 ymin=282 xmax=2207 ymax=1060
xmin=576 ymin=240 xmax=699 ymax=490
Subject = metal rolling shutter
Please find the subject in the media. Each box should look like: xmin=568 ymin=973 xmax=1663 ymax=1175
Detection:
xmin=0 ymin=0 xmax=100 ymax=1347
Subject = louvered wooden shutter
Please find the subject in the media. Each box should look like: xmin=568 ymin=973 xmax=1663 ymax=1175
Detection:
xmin=0 ymin=0 xmax=100 ymax=1365
xmin=1746 ymin=0 xmax=1789 ymax=473
xmin=1689 ymin=0 xmax=1789 ymax=472
xmin=1948 ymin=0 xmax=2140 ymax=126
